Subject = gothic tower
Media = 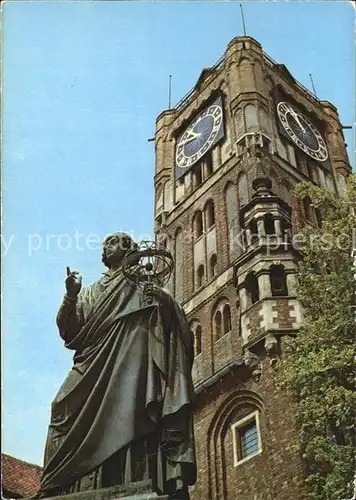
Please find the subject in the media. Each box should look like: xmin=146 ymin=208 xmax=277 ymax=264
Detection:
xmin=153 ymin=36 xmax=351 ymax=500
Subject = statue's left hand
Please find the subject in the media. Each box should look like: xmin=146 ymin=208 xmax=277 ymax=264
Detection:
xmin=144 ymin=283 xmax=172 ymax=306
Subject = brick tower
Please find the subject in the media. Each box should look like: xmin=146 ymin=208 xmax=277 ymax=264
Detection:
xmin=153 ymin=37 xmax=351 ymax=500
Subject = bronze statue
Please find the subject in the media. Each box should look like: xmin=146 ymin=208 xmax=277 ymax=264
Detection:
xmin=37 ymin=232 xmax=196 ymax=499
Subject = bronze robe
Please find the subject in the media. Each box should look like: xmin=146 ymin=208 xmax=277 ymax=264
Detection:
xmin=38 ymin=270 xmax=196 ymax=497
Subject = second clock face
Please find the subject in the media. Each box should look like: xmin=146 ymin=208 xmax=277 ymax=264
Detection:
xmin=277 ymin=101 xmax=328 ymax=162
xmin=176 ymin=103 xmax=223 ymax=169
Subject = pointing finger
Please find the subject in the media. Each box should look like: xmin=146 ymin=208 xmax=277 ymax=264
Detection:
xmin=66 ymin=266 xmax=71 ymax=277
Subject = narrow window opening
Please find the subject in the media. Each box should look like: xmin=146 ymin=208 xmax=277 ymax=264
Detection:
xmin=210 ymin=254 xmax=217 ymax=278
xmin=303 ymin=197 xmax=313 ymax=223
xmin=223 ymin=304 xmax=231 ymax=334
xmin=193 ymin=211 xmax=203 ymax=239
xmin=195 ymin=325 xmax=202 ymax=356
xmin=205 ymin=153 xmax=213 ymax=177
xmin=215 ymin=311 xmax=222 ymax=340
xmin=205 ymin=200 xmax=215 ymax=229
xmin=197 ymin=265 xmax=205 ymax=289
xmin=232 ymin=411 xmax=262 ymax=466
xmin=193 ymin=163 xmax=203 ymax=189
xmin=315 ymin=208 xmax=323 ymax=228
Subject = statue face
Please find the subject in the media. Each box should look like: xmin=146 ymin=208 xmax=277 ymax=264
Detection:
xmin=102 ymin=233 xmax=135 ymax=268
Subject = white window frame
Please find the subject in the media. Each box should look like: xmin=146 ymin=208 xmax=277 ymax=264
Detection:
xmin=231 ymin=410 xmax=262 ymax=467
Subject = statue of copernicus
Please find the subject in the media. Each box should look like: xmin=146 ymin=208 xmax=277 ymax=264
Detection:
xmin=36 ymin=232 xmax=196 ymax=499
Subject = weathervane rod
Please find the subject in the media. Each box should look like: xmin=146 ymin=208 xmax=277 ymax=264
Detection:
xmin=168 ymin=75 xmax=172 ymax=109
xmin=240 ymin=4 xmax=247 ymax=36
xmin=309 ymin=73 xmax=317 ymax=97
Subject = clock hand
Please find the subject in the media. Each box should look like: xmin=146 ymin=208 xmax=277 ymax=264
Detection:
xmin=179 ymin=131 xmax=202 ymax=146
xmin=186 ymin=128 xmax=201 ymax=139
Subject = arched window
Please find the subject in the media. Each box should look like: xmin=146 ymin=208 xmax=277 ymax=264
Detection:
xmin=209 ymin=254 xmax=217 ymax=278
xmin=195 ymin=325 xmax=202 ymax=356
xmin=205 ymin=199 xmax=215 ymax=229
xmin=264 ymin=214 xmax=275 ymax=235
xmin=213 ymin=299 xmax=232 ymax=341
xmin=270 ymin=265 xmax=288 ymax=296
xmin=237 ymin=172 xmax=249 ymax=207
xmin=245 ymin=273 xmax=260 ymax=305
xmin=174 ymin=228 xmax=184 ymax=302
xmin=244 ymin=104 xmax=259 ymax=131
xmin=197 ymin=265 xmax=205 ymax=289
xmin=214 ymin=310 xmax=222 ymax=340
xmin=223 ymin=304 xmax=232 ymax=334
xmin=205 ymin=153 xmax=213 ymax=177
xmin=225 ymin=182 xmax=240 ymax=261
xmin=193 ymin=211 xmax=203 ymax=239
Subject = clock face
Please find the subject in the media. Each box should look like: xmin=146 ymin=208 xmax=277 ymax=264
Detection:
xmin=277 ymin=101 xmax=328 ymax=161
xmin=175 ymin=103 xmax=223 ymax=169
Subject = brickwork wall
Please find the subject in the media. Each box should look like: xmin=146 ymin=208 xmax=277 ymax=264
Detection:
xmin=153 ymin=35 xmax=351 ymax=500
xmin=272 ymin=299 xmax=295 ymax=329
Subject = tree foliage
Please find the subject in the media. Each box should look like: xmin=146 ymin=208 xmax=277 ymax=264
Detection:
xmin=279 ymin=174 xmax=356 ymax=500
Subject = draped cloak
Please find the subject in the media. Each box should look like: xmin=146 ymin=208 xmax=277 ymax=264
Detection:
xmin=38 ymin=270 xmax=196 ymax=497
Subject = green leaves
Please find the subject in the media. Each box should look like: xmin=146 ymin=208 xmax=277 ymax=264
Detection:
xmin=279 ymin=175 xmax=356 ymax=500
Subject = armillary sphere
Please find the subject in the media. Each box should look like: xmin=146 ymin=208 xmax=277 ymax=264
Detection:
xmin=122 ymin=240 xmax=174 ymax=292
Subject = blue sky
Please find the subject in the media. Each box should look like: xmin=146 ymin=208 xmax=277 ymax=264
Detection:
xmin=2 ymin=1 xmax=354 ymax=466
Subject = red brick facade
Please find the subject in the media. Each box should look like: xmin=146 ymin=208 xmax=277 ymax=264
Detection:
xmin=1 ymin=453 xmax=42 ymax=498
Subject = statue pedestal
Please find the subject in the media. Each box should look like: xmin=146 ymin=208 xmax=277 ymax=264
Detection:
xmin=29 ymin=481 xmax=169 ymax=500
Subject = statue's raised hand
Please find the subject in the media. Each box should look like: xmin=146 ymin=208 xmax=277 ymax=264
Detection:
xmin=65 ymin=266 xmax=82 ymax=298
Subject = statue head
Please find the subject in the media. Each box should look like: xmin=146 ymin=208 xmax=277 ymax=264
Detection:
xmin=102 ymin=232 xmax=139 ymax=269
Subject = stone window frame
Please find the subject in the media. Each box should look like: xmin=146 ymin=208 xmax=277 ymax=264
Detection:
xmin=231 ymin=410 xmax=262 ymax=467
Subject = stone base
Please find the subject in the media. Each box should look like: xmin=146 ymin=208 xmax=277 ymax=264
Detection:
xmin=28 ymin=481 xmax=169 ymax=500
